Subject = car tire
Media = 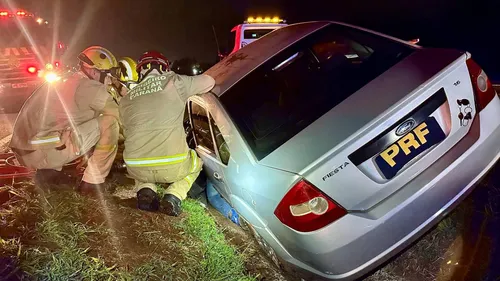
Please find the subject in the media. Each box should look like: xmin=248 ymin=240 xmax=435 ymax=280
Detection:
xmin=239 ymin=216 xmax=281 ymax=269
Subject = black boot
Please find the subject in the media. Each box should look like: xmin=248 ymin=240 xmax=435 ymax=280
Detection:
xmin=137 ymin=188 xmax=160 ymax=212
xmin=77 ymin=181 xmax=104 ymax=197
xmin=35 ymin=169 xmax=72 ymax=187
xmin=160 ymin=194 xmax=182 ymax=217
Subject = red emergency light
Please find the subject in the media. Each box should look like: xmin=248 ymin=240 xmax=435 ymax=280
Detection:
xmin=54 ymin=61 xmax=60 ymax=68
xmin=0 ymin=11 xmax=9 ymax=17
xmin=57 ymin=42 xmax=65 ymax=49
xmin=16 ymin=11 xmax=26 ymax=16
xmin=27 ymin=66 xmax=38 ymax=74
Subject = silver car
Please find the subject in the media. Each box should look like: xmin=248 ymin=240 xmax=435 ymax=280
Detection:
xmin=184 ymin=21 xmax=500 ymax=280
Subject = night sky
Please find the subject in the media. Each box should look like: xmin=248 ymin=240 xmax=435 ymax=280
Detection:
xmin=8 ymin=0 xmax=500 ymax=79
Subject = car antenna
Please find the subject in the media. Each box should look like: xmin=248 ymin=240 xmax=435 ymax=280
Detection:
xmin=212 ymin=25 xmax=224 ymax=61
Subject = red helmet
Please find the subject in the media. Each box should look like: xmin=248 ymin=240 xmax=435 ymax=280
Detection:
xmin=136 ymin=50 xmax=170 ymax=72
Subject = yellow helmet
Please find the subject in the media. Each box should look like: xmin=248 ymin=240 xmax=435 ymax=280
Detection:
xmin=118 ymin=57 xmax=138 ymax=82
xmin=78 ymin=46 xmax=118 ymax=71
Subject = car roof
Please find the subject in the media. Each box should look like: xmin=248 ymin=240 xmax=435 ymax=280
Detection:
xmin=206 ymin=21 xmax=330 ymax=96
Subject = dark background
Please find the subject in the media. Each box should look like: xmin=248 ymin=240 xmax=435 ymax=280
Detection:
xmin=6 ymin=0 xmax=500 ymax=80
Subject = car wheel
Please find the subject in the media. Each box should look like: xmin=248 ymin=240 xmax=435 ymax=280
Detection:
xmin=239 ymin=216 xmax=281 ymax=269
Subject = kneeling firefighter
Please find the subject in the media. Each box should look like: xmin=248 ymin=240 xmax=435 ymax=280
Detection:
xmin=119 ymin=51 xmax=215 ymax=216
xmin=9 ymin=46 xmax=121 ymax=195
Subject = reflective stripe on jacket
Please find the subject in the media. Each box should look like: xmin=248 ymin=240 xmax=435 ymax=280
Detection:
xmin=124 ymin=149 xmax=199 ymax=168
xmin=30 ymin=135 xmax=61 ymax=145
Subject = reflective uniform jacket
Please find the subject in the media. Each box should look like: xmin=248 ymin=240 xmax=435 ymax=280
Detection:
xmin=119 ymin=72 xmax=215 ymax=170
xmin=10 ymin=72 xmax=118 ymax=165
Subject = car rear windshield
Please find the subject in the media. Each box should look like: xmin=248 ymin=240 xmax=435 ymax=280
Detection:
xmin=0 ymin=19 xmax=52 ymax=48
xmin=221 ymin=23 xmax=415 ymax=160
xmin=243 ymin=29 xmax=274 ymax=39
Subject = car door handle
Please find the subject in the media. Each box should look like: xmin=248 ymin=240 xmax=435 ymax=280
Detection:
xmin=213 ymin=172 xmax=222 ymax=180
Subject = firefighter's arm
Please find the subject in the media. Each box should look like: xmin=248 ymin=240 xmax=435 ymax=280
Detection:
xmin=79 ymin=79 xmax=119 ymax=119
xmin=177 ymin=74 xmax=215 ymax=102
xmin=100 ymin=96 xmax=119 ymax=119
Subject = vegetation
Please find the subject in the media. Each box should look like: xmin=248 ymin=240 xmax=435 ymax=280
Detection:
xmin=0 ymin=181 xmax=255 ymax=281
xmin=180 ymin=200 xmax=254 ymax=281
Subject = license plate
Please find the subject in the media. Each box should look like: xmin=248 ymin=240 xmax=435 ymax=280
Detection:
xmin=12 ymin=83 xmax=28 ymax=89
xmin=375 ymin=117 xmax=446 ymax=179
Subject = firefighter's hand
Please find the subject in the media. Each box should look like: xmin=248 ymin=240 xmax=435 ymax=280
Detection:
xmin=106 ymin=84 xmax=120 ymax=101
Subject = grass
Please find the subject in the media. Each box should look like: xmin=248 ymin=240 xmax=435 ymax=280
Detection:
xmin=0 ymin=181 xmax=256 ymax=281
xmin=180 ymin=200 xmax=256 ymax=281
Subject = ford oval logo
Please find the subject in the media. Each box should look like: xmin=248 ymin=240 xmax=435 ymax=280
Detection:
xmin=395 ymin=119 xmax=416 ymax=136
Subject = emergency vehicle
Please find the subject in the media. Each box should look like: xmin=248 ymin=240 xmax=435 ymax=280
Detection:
xmin=229 ymin=16 xmax=287 ymax=55
xmin=0 ymin=9 xmax=66 ymax=112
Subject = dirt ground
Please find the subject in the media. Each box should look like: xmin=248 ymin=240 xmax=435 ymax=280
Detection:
xmin=208 ymin=208 xmax=296 ymax=281
xmin=0 ymin=178 xmax=289 ymax=280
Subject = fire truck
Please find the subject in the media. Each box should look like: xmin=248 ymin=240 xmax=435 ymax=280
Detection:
xmin=0 ymin=9 xmax=66 ymax=113
xmin=229 ymin=16 xmax=287 ymax=55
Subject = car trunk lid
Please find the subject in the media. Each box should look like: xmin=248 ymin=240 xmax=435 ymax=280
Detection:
xmin=260 ymin=48 xmax=476 ymax=210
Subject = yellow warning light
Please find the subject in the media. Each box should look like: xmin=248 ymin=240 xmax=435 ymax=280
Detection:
xmin=247 ymin=16 xmax=284 ymax=24
xmin=36 ymin=18 xmax=43 ymax=24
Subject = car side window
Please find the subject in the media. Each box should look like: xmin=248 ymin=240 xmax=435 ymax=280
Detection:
xmin=209 ymin=115 xmax=230 ymax=165
xmin=190 ymin=102 xmax=216 ymax=155
xmin=184 ymin=104 xmax=196 ymax=149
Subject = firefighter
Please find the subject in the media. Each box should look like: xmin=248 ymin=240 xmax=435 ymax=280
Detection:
xmin=106 ymin=57 xmax=139 ymax=104
xmin=119 ymin=51 xmax=215 ymax=216
xmin=118 ymin=57 xmax=139 ymax=85
xmin=9 ymin=46 xmax=121 ymax=195
xmin=117 ymin=56 xmax=139 ymax=94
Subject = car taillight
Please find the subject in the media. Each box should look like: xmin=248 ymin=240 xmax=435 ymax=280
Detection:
xmin=466 ymin=58 xmax=496 ymax=111
xmin=274 ymin=179 xmax=346 ymax=232
xmin=27 ymin=66 xmax=38 ymax=74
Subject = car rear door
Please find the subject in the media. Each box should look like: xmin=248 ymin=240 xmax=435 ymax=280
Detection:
xmin=188 ymin=99 xmax=232 ymax=200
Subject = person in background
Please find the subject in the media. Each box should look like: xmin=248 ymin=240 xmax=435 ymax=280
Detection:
xmin=106 ymin=56 xmax=139 ymax=104
xmin=119 ymin=50 xmax=215 ymax=216
xmin=9 ymin=46 xmax=121 ymax=196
